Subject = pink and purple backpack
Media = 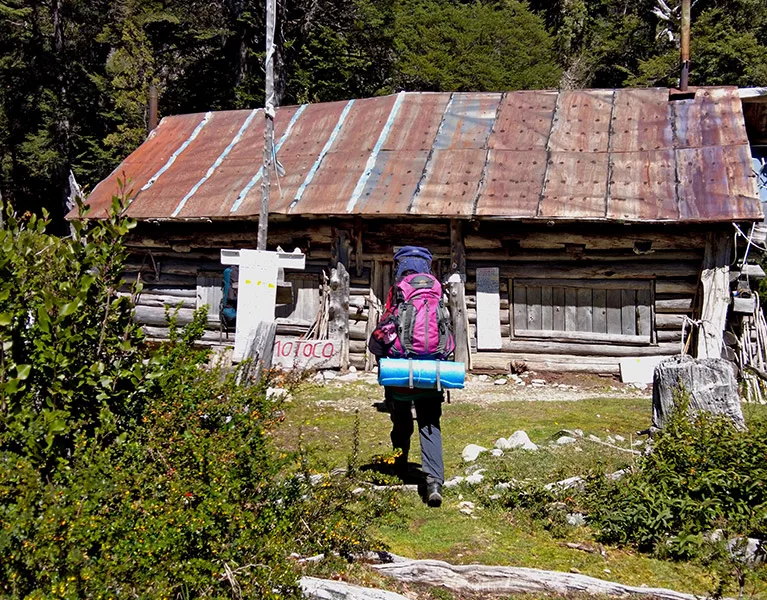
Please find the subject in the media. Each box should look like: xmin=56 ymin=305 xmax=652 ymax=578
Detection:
xmin=388 ymin=273 xmax=455 ymax=360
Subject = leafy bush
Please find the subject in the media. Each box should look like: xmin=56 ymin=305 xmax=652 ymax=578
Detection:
xmin=0 ymin=202 xmax=396 ymax=598
xmin=583 ymin=391 xmax=767 ymax=559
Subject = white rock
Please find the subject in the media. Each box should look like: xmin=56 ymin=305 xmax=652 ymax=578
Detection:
xmin=574 ymin=429 xmax=584 ymax=437
xmin=494 ymin=378 xmax=508 ymax=385
xmin=614 ymin=434 xmax=626 ymax=442
xmin=324 ymin=371 xmax=338 ymax=380
xmin=337 ymin=373 xmax=358 ymax=382
xmin=494 ymin=481 xmax=512 ymax=490
xmin=566 ymin=513 xmax=586 ymax=527
xmin=556 ymin=436 xmax=578 ymax=445
xmin=531 ymin=382 xmax=545 ymax=387
xmin=348 ymin=365 xmax=357 ymax=373
xmin=444 ymin=476 xmax=465 ymax=488
xmin=476 ymin=374 xmax=490 ymax=382
xmin=301 ymin=576 xmax=410 ymax=600
xmin=458 ymin=501 xmax=475 ymax=515
xmin=531 ymin=379 xmax=546 ymax=385
xmin=490 ymin=448 xmax=504 ymax=457
xmin=266 ymin=387 xmax=289 ymax=400
xmin=465 ymin=470 xmax=486 ymax=485
xmin=309 ymin=474 xmax=325 ymax=485
xmin=489 ymin=494 xmax=501 ymax=501
xmin=462 ymin=444 xmax=487 ymax=462
xmin=588 ymin=434 xmax=601 ymax=442
xmin=632 ymin=439 xmax=645 ymax=447
xmin=494 ymin=437 xmax=511 ymax=450
xmin=507 ymin=430 xmax=538 ymax=451
xmin=605 ymin=435 xmax=616 ymax=444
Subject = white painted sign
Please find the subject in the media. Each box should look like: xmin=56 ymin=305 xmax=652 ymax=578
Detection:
xmin=273 ymin=338 xmax=341 ymax=369
xmin=221 ymin=248 xmax=306 ymax=361
xmin=476 ymin=267 xmax=502 ymax=350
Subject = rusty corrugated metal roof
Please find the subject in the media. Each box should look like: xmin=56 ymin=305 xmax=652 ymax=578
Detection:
xmin=77 ymin=87 xmax=763 ymax=223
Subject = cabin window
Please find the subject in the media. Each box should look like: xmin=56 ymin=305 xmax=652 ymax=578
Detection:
xmin=196 ymin=272 xmax=224 ymax=324
xmin=511 ymin=279 xmax=653 ymax=343
xmin=276 ymin=273 xmax=321 ymax=325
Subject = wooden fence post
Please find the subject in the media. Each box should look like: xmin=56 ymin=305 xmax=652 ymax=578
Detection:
xmin=329 ymin=262 xmax=350 ymax=369
xmin=449 ymin=219 xmax=471 ymax=368
xmin=365 ymin=260 xmax=383 ymax=371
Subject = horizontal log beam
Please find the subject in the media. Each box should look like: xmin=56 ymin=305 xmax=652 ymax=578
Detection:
xmin=655 ymin=298 xmax=693 ymax=313
xmin=498 ymin=340 xmax=679 ymax=357
xmin=471 ymin=352 xmax=621 ymax=374
xmin=513 ymin=330 xmax=650 ymax=345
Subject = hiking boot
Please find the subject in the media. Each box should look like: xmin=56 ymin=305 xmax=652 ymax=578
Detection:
xmin=426 ymin=482 xmax=442 ymax=507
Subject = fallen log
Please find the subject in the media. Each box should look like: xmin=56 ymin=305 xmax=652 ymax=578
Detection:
xmin=371 ymin=555 xmax=726 ymax=599
xmin=300 ymin=577 xmax=409 ymax=600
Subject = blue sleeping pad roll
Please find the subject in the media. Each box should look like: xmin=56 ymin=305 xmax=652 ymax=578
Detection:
xmin=378 ymin=358 xmax=465 ymax=390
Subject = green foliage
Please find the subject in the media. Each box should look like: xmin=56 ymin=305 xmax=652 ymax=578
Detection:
xmin=583 ymin=390 xmax=767 ymax=560
xmin=392 ymin=0 xmax=560 ymax=91
xmin=0 ymin=202 xmax=397 ymax=597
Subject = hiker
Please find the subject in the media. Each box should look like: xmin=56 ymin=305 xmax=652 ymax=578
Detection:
xmin=368 ymin=246 xmax=455 ymax=508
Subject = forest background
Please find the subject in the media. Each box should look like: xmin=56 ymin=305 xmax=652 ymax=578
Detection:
xmin=1 ymin=0 xmax=766 ymax=228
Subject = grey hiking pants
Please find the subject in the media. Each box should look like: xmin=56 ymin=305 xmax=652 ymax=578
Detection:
xmin=387 ymin=391 xmax=445 ymax=485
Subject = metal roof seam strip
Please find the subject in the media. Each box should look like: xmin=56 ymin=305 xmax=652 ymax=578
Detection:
xmin=289 ymin=98 xmax=355 ymax=213
xmin=230 ymin=103 xmax=307 ymax=213
xmin=536 ymin=92 xmax=561 ymax=217
xmin=407 ymin=92 xmax=455 ymax=214
xmin=603 ymin=89 xmax=618 ymax=218
xmin=669 ymin=101 xmax=683 ymax=220
xmin=129 ymin=111 xmax=212 ymax=212
xmin=345 ymin=91 xmax=406 ymax=213
xmin=170 ymin=108 xmax=259 ymax=218
xmin=471 ymin=91 xmax=506 ymax=217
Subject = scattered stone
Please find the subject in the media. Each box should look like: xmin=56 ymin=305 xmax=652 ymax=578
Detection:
xmin=465 ymin=470 xmax=486 ymax=485
xmin=476 ymin=374 xmax=490 ymax=382
xmin=444 ymin=476 xmax=465 ymax=489
xmin=462 ymin=444 xmax=487 ymax=462
xmin=494 ymin=378 xmax=508 ymax=386
xmin=309 ymin=474 xmax=325 ymax=485
xmin=352 ymin=487 xmax=365 ymax=495
xmin=604 ymin=568 xmax=612 ymax=574
xmin=301 ymin=576 xmax=410 ymax=600
xmin=458 ymin=501 xmax=475 ymax=515
xmin=510 ymin=374 xmax=524 ymax=385
xmin=507 ymin=430 xmax=538 ymax=451
xmin=489 ymin=494 xmax=501 ymax=501
xmin=605 ymin=435 xmax=616 ymax=444
xmin=323 ymin=371 xmax=338 ymax=380
xmin=574 ymin=447 xmax=583 ymax=452
xmin=574 ymin=429 xmax=584 ymax=437
xmin=531 ymin=381 xmax=545 ymax=388
xmin=544 ymin=475 xmax=585 ymax=492
xmin=614 ymin=434 xmax=626 ymax=442
xmin=588 ymin=434 xmax=601 ymax=442
xmin=491 ymin=448 xmax=504 ymax=457
xmin=632 ymin=439 xmax=644 ymax=447
xmin=556 ymin=436 xmax=577 ymax=445
xmin=348 ymin=365 xmax=357 ymax=373
xmin=465 ymin=463 xmax=485 ymax=475
xmin=337 ymin=373 xmax=358 ymax=382
xmin=570 ymin=567 xmax=581 ymax=574
xmin=531 ymin=379 xmax=546 ymax=385
xmin=494 ymin=482 xmax=512 ymax=490
xmin=494 ymin=437 xmax=511 ymax=450
xmin=566 ymin=513 xmax=586 ymax=527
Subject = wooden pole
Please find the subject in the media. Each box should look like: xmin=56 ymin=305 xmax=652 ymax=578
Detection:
xmin=449 ymin=219 xmax=470 ymax=367
xmin=696 ymin=231 xmax=731 ymax=359
xmin=258 ymin=0 xmax=276 ymax=251
xmin=329 ymin=263 xmax=350 ymax=370
xmin=680 ymin=0 xmax=691 ymax=91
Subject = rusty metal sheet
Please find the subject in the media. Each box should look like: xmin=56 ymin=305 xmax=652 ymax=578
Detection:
xmin=607 ymin=150 xmax=678 ymax=220
xmin=128 ymin=111 xmax=247 ymax=219
xmin=548 ymin=90 xmax=613 ymax=153
xmin=234 ymin=100 xmax=349 ymax=215
xmin=677 ymin=146 xmax=732 ymax=220
xmin=292 ymin=96 xmax=395 ymax=214
xmin=474 ymin=150 xmax=546 ymax=217
xmin=433 ymin=93 xmax=501 ymax=150
xmin=611 ymin=88 xmax=673 ymax=152
xmin=539 ymin=151 xmax=609 ymax=218
xmin=383 ymin=93 xmax=450 ymax=151
xmin=408 ymin=150 xmax=486 ymax=216
xmin=722 ymin=145 xmax=764 ymax=220
xmin=490 ymin=91 xmax=557 ymax=151
xmin=81 ymin=113 xmax=205 ymax=218
xmin=355 ymin=151 xmax=429 ymax=215
xmin=673 ymin=87 xmax=747 ymax=149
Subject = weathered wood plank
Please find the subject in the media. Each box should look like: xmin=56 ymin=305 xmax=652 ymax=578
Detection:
xmin=501 ymin=339 xmax=679 ymax=355
xmin=656 ymin=280 xmax=698 ymax=295
xmin=697 ymin=231 xmax=731 ymax=359
xmin=541 ymin=286 xmax=553 ymax=330
xmin=527 ymin=286 xmax=542 ymax=330
xmin=621 ymin=289 xmax=637 ymax=336
xmin=513 ymin=330 xmax=651 ymax=345
xmin=470 ymin=261 xmax=699 ymax=280
xmin=450 ymin=219 xmax=471 ymax=367
xmin=328 ymin=263 xmax=350 ymax=370
xmin=655 ymin=298 xmax=694 ymax=313
xmin=472 ymin=352 xmax=620 ymax=374
xmin=513 ymin=284 xmax=527 ymax=332
xmin=576 ymin=288 xmax=593 ymax=332
xmin=552 ymin=287 xmax=565 ymax=331
xmin=476 ymin=267 xmax=502 ymax=350
xmin=637 ymin=288 xmax=652 ymax=338
xmin=592 ymin=289 xmax=606 ymax=333
xmin=606 ymin=289 xmax=622 ymax=335
xmin=564 ymin=288 xmax=577 ymax=332
xmin=656 ymin=313 xmax=685 ymax=329
xmin=514 ymin=278 xmax=652 ymax=290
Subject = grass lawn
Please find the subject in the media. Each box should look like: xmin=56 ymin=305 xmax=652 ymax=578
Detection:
xmin=278 ymin=378 xmax=767 ymax=597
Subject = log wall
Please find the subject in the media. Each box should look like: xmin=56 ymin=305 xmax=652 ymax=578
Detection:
xmin=124 ymin=218 xmax=718 ymax=373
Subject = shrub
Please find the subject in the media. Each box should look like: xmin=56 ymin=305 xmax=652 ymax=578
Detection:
xmin=583 ymin=390 xmax=767 ymax=559
xmin=0 ymin=202 xmax=396 ymax=598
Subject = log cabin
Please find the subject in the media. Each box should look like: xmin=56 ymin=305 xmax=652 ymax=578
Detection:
xmin=71 ymin=87 xmax=764 ymax=374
